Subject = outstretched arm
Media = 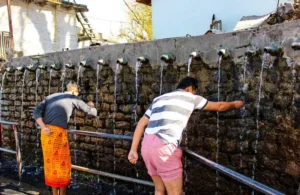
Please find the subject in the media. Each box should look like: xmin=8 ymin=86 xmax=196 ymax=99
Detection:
xmin=128 ymin=116 xmax=149 ymax=164
xmin=203 ymin=101 xmax=244 ymax=112
xmin=75 ymin=99 xmax=97 ymax=117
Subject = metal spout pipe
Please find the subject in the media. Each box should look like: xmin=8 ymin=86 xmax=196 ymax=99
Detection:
xmin=291 ymin=42 xmax=300 ymax=50
xmin=80 ymin=61 xmax=92 ymax=68
xmin=98 ymin=59 xmax=109 ymax=66
xmin=50 ymin=63 xmax=62 ymax=71
xmin=161 ymin=53 xmax=176 ymax=63
xmin=16 ymin=66 xmax=25 ymax=72
xmin=5 ymin=66 xmax=15 ymax=72
xmin=263 ymin=45 xmax=283 ymax=57
xmin=189 ymin=51 xmax=202 ymax=60
xmin=117 ymin=57 xmax=128 ymax=65
xmin=65 ymin=63 xmax=75 ymax=69
xmin=218 ymin=48 xmax=230 ymax=58
xmin=137 ymin=56 xmax=149 ymax=63
xmin=38 ymin=64 xmax=47 ymax=70
xmin=245 ymin=48 xmax=260 ymax=57
xmin=26 ymin=64 xmax=38 ymax=71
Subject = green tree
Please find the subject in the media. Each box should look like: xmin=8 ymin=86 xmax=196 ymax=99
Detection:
xmin=118 ymin=0 xmax=153 ymax=42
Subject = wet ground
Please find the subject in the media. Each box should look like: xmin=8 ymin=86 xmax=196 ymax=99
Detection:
xmin=0 ymin=176 xmax=46 ymax=195
xmin=0 ymin=159 xmax=153 ymax=195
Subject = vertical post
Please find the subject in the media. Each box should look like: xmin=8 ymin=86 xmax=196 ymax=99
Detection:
xmin=6 ymin=0 xmax=14 ymax=49
xmin=12 ymin=124 xmax=22 ymax=183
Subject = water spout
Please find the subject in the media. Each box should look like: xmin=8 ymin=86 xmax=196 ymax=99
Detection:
xmin=137 ymin=56 xmax=149 ymax=64
xmin=161 ymin=53 xmax=176 ymax=63
xmin=38 ymin=64 xmax=47 ymax=70
xmin=116 ymin=57 xmax=128 ymax=65
xmin=26 ymin=64 xmax=38 ymax=72
xmin=189 ymin=51 xmax=202 ymax=60
xmin=98 ymin=59 xmax=109 ymax=66
xmin=16 ymin=66 xmax=25 ymax=72
xmin=50 ymin=63 xmax=62 ymax=71
xmin=218 ymin=48 xmax=230 ymax=58
xmin=245 ymin=48 xmax=260 ymax=57
xmin=263 ymin=44 xmax=283 ymax=56
xmin=80 ymin=61 xmax=92 ymax=68
xmin=5 ymin=66 xmax=15 ymax=73
xmin=65 ymin=63 xmax=75 ymax=69
xmin=291 ymin=42 xmax=300 ymax=50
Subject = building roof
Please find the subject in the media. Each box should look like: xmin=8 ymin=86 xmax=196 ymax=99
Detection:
xmin=61 ymin=0 xmax=88 ymax=12
xmin=136 ymin=0 xmax=151 ymax=6
xmin=31 ymin=0 xmax=88 ymax=12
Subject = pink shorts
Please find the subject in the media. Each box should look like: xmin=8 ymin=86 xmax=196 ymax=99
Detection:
xmin=141 ymin=134 xmax=183 ymax=181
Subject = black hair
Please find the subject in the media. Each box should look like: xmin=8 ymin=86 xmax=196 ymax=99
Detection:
xmin=176 ymin=76 xmax=199 ymax=90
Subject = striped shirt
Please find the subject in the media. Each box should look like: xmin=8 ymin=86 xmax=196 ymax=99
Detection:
xmin=144 ymin=89 xmax=208 ymax=145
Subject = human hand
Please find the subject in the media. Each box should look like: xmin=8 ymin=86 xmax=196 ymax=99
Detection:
xmin=128 ymin=150 xmax=138 ymax=164
xmin=42 ymin=127 xmax=52 ymax=136
xmin=234 ymin=101 xmax=245 ymax=109
xmin=88 ymin=101 xmax=95 ymax=108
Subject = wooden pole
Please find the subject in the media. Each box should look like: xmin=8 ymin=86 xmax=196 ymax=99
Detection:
xmin=6 ymin=0 xmax=14 ymax=49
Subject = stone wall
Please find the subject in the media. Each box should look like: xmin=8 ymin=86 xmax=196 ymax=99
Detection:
xmin=2 ymin=20 xmax=300 ymax=194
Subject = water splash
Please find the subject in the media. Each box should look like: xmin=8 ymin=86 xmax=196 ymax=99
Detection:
xmin=215 ymin=55 xmax=222 ymax=195
xmin=187 ymin=56 xmax=193 ymax=76
xmin=0 ymin=71 xmax=7 ymax=120
xmin=159 ymin=61 xmax=165 ymax=95
xmin=252 ymin=52 xmax=268 ymax=186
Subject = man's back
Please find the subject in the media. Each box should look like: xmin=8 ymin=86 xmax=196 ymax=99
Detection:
xmin=33 ymin=93 xmax=96 ymax=129
xmin=144 ymin=89 xmax=208 ymax=145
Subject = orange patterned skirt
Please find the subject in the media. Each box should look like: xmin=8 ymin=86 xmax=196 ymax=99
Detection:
xmin=41 ymin=124 xmax=71 ymax=188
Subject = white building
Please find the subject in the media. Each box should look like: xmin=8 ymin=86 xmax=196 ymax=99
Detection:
xmin=136 ymin=0 xmax=294 ymax=39
xmin=0 ymin=0 xmax=92 ymax=57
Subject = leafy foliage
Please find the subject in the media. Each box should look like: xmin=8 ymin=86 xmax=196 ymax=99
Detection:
xmin=118 ymin=0 xmax=152 ymax=42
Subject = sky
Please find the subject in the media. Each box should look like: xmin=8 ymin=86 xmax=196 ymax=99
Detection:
xmin=75 ymin=0 xmax=130 ymax=40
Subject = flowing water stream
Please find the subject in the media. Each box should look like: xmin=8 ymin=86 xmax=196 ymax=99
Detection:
xmin=215 ymin=55 xmax=222 ymax=195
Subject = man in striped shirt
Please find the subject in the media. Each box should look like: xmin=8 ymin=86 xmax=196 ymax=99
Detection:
xmin=128 ymin=76 xmax=244 ymax=195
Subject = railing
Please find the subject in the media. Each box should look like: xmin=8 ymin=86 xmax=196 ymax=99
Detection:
xmin=0 ymin=120 xmax=22 ymax=183
xmin=0 ymin=31 xmax=12 ymax=61
xmin=0 ymin=124 xmax=285 ymax=194
xmin=68 ymin=130 xmax=284 ymax=195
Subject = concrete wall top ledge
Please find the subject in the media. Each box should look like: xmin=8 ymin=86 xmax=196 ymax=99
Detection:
xmin=9 ymin=19 xmax=300 ymax=71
